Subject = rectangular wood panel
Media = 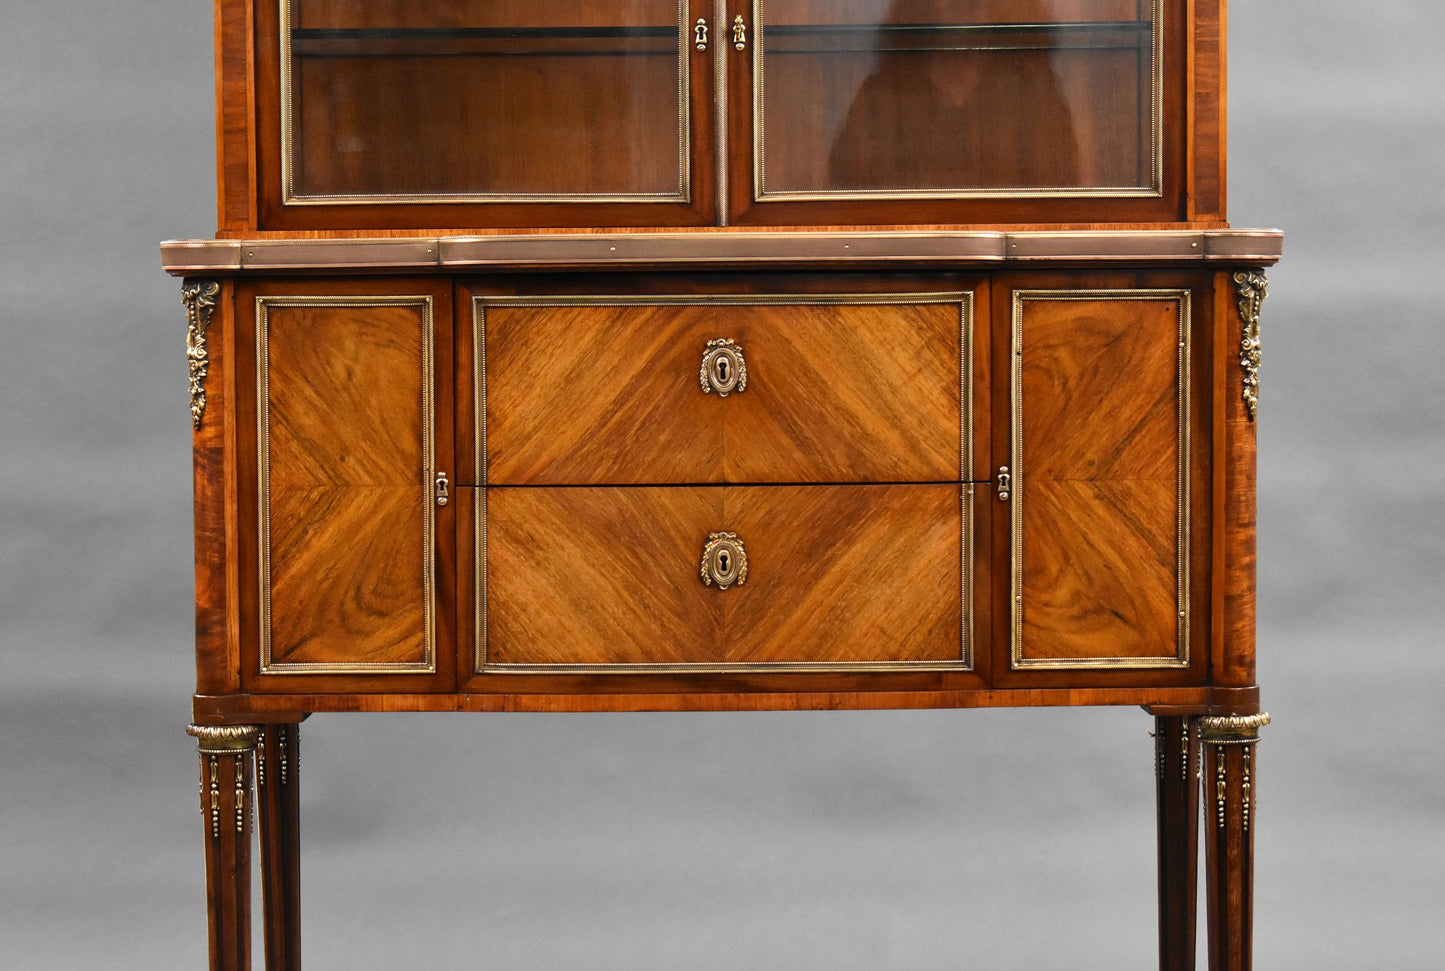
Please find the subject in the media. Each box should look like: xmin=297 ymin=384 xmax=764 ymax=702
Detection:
xmin=258 ymin=297 xmax=436 ymax=673
xmin=482 ymin=295 xmax=966 ymax=485
xmin=484 ymin=485 xmax=964 ymax=670
xmin=1010 ymin=290 xmax=1189 ymax=668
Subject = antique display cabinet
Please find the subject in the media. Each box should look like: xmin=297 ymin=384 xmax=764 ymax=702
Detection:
xmin=165 ymin=1 xmax=1280 ymax=967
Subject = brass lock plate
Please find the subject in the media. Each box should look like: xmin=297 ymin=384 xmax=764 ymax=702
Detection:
xmin=700 ymin=338 xmax=747 ymax=396
xmin=700 ymin=532 xmax=748 ymax=590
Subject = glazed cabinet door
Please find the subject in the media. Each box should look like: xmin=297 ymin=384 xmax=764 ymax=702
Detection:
xmin=991 ymin=274 xmax=1210 ymax=686
xmin=726 ymin=0 xmax=1189 ymax=225
xmin=253 ymin=0 xmax=716 ymax=230
xmin=236 ymin=279 xmax=456 ymax=692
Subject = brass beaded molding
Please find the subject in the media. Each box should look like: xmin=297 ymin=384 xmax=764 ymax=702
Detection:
xmin=1197 ymin=712 xmax=1271 ymax=744
xmin=187 ymin=724 xmax=261 ymax=754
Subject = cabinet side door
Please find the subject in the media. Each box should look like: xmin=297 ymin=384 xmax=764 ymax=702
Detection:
xmin=238 ymin=280 xmax=455 ymax=691
xmin=1005 ymin=286 xmax=1192 ymax=672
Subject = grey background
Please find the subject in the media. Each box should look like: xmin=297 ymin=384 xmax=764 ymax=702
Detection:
xmin=3 ymin=1 xmax=1441 ymax=967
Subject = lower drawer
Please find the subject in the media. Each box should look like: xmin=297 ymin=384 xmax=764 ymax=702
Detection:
xmin=482 ymin=485 xmax=967 ymax=671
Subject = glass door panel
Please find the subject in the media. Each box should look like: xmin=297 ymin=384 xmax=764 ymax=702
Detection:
xmin=752 ymin=0 xmax=1161 ymax=200
xmin=282 ymin=0 xmax=692 ymax=203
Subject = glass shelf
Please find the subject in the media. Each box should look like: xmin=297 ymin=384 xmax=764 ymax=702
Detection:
xmin=761 ymin=21 xmax=1153 ymax=54
xmin=289 ymin=26 xmax=679 ymax=58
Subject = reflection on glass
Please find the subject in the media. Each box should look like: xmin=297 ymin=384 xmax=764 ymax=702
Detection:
xmin=284 ymin=0 xmax=689 ymax=202
xmin=756 ymin=0 xmax=1159 ymax=198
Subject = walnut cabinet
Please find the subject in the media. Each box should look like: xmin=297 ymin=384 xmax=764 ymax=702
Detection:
xmin=212 ymin=269 xmax=1239 ymax=694
xmin=168 ymin=0 xmax=1279 ymax=968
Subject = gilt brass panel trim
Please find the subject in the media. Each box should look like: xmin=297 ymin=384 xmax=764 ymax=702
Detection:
xmin=256 ymin=295 xmax=438 ymax=675
xmin=239 ymin=239 xmax=441 ymax=269
xmin=443 ymin=232 xmax=1009 ymax=267
xmin=473 ymin=299 xmax=489 ymax=670
xmin=714 ymin=0 xmax=731 ymax=225
xmin=473 ymin=290 xmax=974 ymax=674
xmin=165 ymin=232 xmax=1011 ymax=272
xmin=751 ymin=0 xmax=1164 ymax=203
xmin=160 ymin=231 xmax=1284 ymax=274
xmin=481 ymin=660 xmax=976 ymax=675
xmin=162 ymin=241 xmax=242 ymax=273
xmin=1009 ymin=289 xmax=1191 ymax=670
xmin=278 ymin=0 xmax=692 ymax=206
xmin=472 ymin=292 xmax=971 ymax=309
xmin=960 ymin=295 xmax=975 ymax=669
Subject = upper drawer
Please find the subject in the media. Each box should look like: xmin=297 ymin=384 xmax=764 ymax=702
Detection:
xmin=477 ymin=290 xmax=975 ymax=485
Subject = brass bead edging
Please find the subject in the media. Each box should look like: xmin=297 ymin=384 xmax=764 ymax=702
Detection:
xmin=1213 ymin=745 xmax=1228 ymax=828
xmin=1242 ymin=747 xmax=1254 ymax=832
xmin=206 ymin=755 xmax=221 ymax=837
xmin=1198 ymin=712 xmax=1271 ymax=744
xmin=183 ymin=278 xmax=220 ymax=429
xmin=1181 ymin=721 xmax=1191 ymax=782
xmin=1232 ymin=269 xmax=1267 ymax=422
xmin=187 ymin=724 xmax=261 ymax=754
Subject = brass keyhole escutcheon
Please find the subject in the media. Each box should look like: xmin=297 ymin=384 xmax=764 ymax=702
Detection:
xmin=700 ymin=338 xmax=747 ymax=397
xmin=700 ymin=532 xmax=748 ymax=590
xmin=731 ymin=15 xmax=747 ymax=50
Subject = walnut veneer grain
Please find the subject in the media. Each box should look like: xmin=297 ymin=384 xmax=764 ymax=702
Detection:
xmin=1013 ymin=292 xmax=1188 ymax=666
xmin=484 ymin=297 xmax=966 ymax=485
xmin=259 ymin=300 xmax=433 ymax=670
xmin=486 ymin=484 xmax=962 ymax=667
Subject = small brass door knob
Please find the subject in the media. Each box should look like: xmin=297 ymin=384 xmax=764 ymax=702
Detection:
xmin=700 ymin=532 xmax=748 ymax=590
xmin=700 ymin=338 xmax=747 ymax=396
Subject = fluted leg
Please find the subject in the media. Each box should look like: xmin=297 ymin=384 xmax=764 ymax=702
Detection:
xmin=189 ymin=724 xmax=261 ymax=971
xmin=1155 ymin=715 xmax=1200 ymax=970
xmin=258 ymin=724 xmax=302 ymax=970
xmin=1200 ymin=714 xmax=1270 ymax=971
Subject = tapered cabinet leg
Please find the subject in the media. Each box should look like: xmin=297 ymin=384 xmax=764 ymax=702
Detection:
xmin=1200 ymin=714 xmax=1270 ymax=971
xmin=1155 ymin=715 xmax=1200 ymax=971
xmin=188 ymin=724 xmax=261 ymax=971
xmin=258 ymin=724 xmax=302 ymax=970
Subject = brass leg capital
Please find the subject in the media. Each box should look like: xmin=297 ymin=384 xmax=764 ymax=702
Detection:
xmin=187 ymin=723 xmax=261 ymax=754
xmin=1198 ymin=712 xmax=1270 ymax=745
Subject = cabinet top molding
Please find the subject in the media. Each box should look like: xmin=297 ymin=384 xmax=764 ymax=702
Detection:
xmin=162 ymin=230 xmax=1282 ymax=275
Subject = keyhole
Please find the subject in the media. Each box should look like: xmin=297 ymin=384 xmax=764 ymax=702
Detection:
xmin=718 ymin=551 xmax=730 ymax=573
xmin=716 ymin=358 xmax=729 ymax=383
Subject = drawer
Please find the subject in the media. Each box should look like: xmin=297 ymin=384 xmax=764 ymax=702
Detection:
xmin=481 ymin=484 xmax=969 ymax=671
xmin=479 ymin=293 xmax=971 ymax=485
